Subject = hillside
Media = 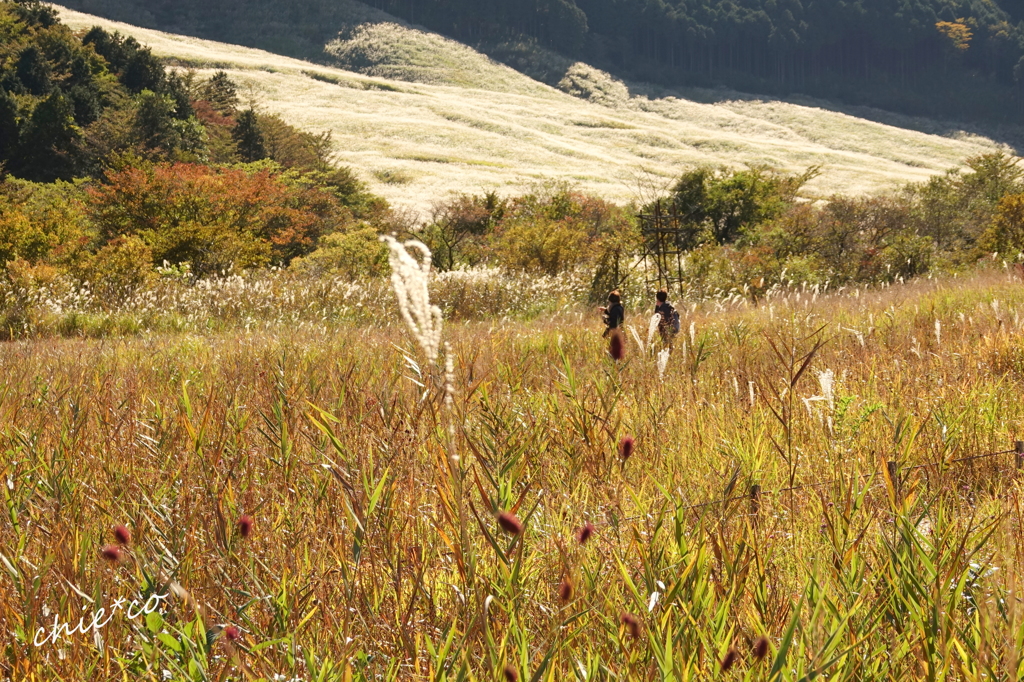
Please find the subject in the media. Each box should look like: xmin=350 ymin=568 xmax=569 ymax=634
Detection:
xmin=54 ymin=5 xmax=1011 ymax=213
xmin=48 ymin=0 xmax=1024 ymax=124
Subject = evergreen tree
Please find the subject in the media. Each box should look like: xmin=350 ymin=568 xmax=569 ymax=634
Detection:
xmin=0 ymin=90 xmax=19 ymax=165
xmin=14 ymin=45 xmax=52 ymax=96
xmin=16 ymin=91 xmax=81 ymax=182
xmin=232 ymin=109 xmax=266 ymax=162
xmin=202 ymin=71 xmax=238 ymax=114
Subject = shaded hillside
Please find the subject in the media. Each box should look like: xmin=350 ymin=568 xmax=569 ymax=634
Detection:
xmin=54 ymin=5 xmax=1008 ymax=213
xmin=53 ymin=0 xmax=1024 ymax=124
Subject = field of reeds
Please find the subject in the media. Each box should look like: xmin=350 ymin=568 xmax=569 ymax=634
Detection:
xmin=52 ymin=5 xmax=1006 ymax=214
xmin=5 ymin=262 xmax=1024 ymax=680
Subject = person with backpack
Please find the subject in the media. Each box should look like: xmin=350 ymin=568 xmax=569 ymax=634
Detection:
xmin=600 ymin=290 xmax=624 ymax=337
xmin=654 ymin=289 xmax=679 ymax=347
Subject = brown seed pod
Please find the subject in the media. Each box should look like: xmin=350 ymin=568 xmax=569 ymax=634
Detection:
xmin=100 ymin=545 xmax=121 ymax=563
xmin=752 ymin=636 xmax=770 ymax=661
xmin=237 ymin=514 xmax=254 ymax=539
xmin=112 ymin=524 xmax=131 ymax=546
xmin=618 ymin=435 xmax=635 ymax=461
xmin=620 ymin=612 xmax=640 ymax=639
xmin=497 ymin=511 xmax=523 ymax=535
xmin=720 ymin=648 xmax=740 ymax=672
xmin=558 ymin=576 xmax=573 ymax=603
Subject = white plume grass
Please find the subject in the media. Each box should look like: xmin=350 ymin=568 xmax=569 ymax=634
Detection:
xmin=381 ymin=236 xmax=443 ymax=363
xmin=646 ymin=313 xmax=662 ymax=349
xmin=657 ymin=348 xmax=670 ymax=380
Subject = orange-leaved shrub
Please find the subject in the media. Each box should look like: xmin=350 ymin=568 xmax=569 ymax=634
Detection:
xmin=87 ymin=160 xmax=353 ymax=276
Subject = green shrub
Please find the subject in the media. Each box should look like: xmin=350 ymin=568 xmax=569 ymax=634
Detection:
xmin=81 ymin=235 xmax=156 ymax=307
xmin=289 ymin=226 xmax=388 ymax=278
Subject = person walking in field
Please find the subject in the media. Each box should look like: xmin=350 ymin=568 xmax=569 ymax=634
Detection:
xmin=654 ymin=289 xmax=679 ymax=347
xmin=600 ymin=290 xmax=624 ymax=337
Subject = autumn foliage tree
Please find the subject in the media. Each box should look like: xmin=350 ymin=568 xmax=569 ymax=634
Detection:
xmin=87 ymin=161 xmax=352 ymax=275
xmin=979 ymin=193 xmax=1024 ymax=257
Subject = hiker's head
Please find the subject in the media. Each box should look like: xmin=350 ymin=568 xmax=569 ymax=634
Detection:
xmin=608 ymin=290 xmax=621 ymax=305
xmin=656 ymin=290 xmax=668 ymax=303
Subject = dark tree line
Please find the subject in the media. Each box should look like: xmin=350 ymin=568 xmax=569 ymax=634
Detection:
xmin=0 ymin=0 xmax=202 ymax=181
xmin=57 ymin=0 xmax=1024 ymax=121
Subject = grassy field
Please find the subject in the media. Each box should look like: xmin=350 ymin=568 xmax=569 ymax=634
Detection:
xmin=5 ymin=265 xmax=1024 ymax=679
xmin=53 ymin=4 xmax=1008 ymax=214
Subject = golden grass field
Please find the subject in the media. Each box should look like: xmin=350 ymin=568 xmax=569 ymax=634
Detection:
xmin=54 ymin=4 xmax=1008 ymax=214
xmin=6 ymin=266 xmax=1024 ymax=679
xmin=6 ymin=7 xmax=1024 ymax=679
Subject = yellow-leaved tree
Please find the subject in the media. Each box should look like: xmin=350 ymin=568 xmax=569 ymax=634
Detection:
xmin=978 ymin=193 xmax=1024 ymax=258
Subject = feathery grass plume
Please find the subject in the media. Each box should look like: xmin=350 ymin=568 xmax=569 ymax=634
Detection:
xmin=618 ymin=435 xmax=635 ymax=461
xmin=112 ymin=524 xmax=131 ymax=545
xmin=608 ymin=329 xmax=625 ymax=361
xmin=576 ymin=522 xmax=595 ymax=544
xmin=497 ymin=511 xmax=523 ymax=535
xmin=720 ymin=648 xmax=740 ymax=672
xmin=646 ymin=313 xmax=662 ymax=348
xmin=503 ymin=665 xmax=519 ymax=682
xmin=558 ymin=576 xmax=574 ymax=602
xmin=627 ymin=325 xmax=645 ymax=354
xmin=236 ymin=514 xmax=254 ymax=539
xmin=380 ymin=236 xmax=443 ymax=363
xmin=620 ymin=612 xmax=640 ymax=639
xmin=935 ymin=318 xmax=942 ymax=345
xmin=100 ymin=545 xmax=121 ymax=563
xmin=657 ymin=348 xmax=670 ymax=380
xmin=752 ymin=636 xmax=770 ymax=661
xmin=817 ymin=369 xmax=835 ymax=411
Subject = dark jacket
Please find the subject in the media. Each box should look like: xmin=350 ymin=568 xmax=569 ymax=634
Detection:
xmin=603 ymin=302 xmax=624 ymax=334
xmin=655 ymin=301 xmax=674 ymax=323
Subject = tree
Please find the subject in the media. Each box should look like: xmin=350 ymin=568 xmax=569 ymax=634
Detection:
xmin=657 ymin=166 xmax=814 ymax=249
xmin=232 ymin=108 xmax=266 ymax=162
xmin=14 ymin=45 xmax=52 ymax=96
xmin=936 ymin=19 xmax=973 ymax=53
xmin=201 ymin=71 xmax=238 ymax=114
xmin=0 ymin=90 xmax=19 ymax=165
xmin=87 ymin=162 xmax=347 ymax=275
xmin=16 ymin=91 xmax=81 ymax=182
xmin=978 ymin=193 xmax=1024 ymax=257
xmin=132 ymin=90 xmax=204 ymax=157
xmin=422 ymin=193 xmax=500 ymax=270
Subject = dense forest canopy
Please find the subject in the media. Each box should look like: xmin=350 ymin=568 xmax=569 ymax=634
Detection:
xmin=55 ymin=0 xmax=1024 ymax=122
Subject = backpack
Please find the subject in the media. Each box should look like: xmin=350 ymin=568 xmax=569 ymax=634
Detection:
xmin=670 ymin=309 xmax=681 ymax=334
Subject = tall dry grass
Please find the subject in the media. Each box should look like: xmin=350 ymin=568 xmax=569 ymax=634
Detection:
xmin=3 ymin=268 xmax=1024 ymax=678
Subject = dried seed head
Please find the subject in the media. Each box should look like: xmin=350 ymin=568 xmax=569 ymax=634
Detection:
xmin=720 ymin=648 xmax=740 ymax=672
xmin=100 ymin=545 xmax=121 ymax=563
xmin=380 ymin=236 xmax=443 ymax=362
xmin=752 ymin=636 xmax=769 ymax=661
xmin=618 ymin=435 xmax=635 ymax=461
xmin=608 ymin=330 xmax=625 ymax=361
xmin=620 ymin=612 xmax=640 ymax=639
xmin=558 ymin=576 xmax=573 ymax=602
xmin=576 ymin=522 xmax=596 ymax=545
xmin=237 ymin=515 xmax=254 ymax=539
xmin=503 ymin=665 xmax=519 ymax=682
xmin=112 ymin=524 xmax=131 ymax=546
xmin=224 ymin=625 xmax=241 ymax=642
xmin=497 ymin=511 xmax=523 ymax=536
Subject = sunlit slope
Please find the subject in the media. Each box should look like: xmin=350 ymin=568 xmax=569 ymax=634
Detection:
xmin=56 ymin=5 xmax=1004 ymax=212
